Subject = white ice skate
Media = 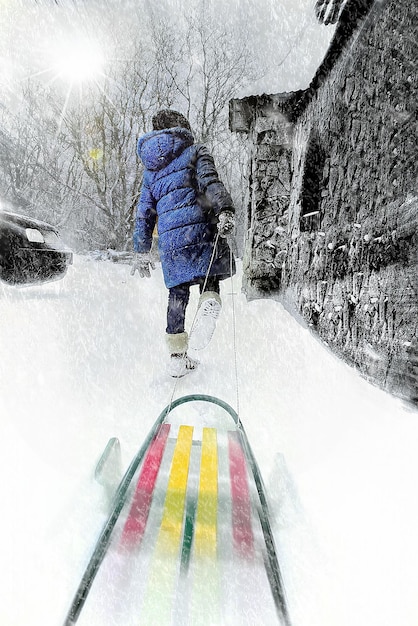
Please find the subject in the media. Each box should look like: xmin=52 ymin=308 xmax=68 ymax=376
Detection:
xmin=189 ymin=292 xmax=222 ymax=351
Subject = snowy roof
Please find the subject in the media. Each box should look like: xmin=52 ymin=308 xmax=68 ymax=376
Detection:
xmin=230 ymin=0 xmax=377 ymax=132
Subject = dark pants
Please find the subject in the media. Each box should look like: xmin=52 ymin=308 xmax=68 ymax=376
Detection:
xmin=166 ymin=277 xmax=220 ymax=334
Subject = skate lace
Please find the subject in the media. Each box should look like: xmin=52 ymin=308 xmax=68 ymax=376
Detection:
xmin=185 ymin=356 xmax=198 ymax=369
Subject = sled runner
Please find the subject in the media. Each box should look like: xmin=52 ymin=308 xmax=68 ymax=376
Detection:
xmin=64 ymin=395 xmax=291 ymax=626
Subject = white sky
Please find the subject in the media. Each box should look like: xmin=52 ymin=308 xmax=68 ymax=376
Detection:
xmin=0 ymin=0 xmax=335 ymax=106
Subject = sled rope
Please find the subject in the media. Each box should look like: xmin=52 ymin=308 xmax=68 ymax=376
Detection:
xmin=228 ymin=236 xmax=240 ymax=421
xmin=199 ymin=230 xmax=222 ymax=296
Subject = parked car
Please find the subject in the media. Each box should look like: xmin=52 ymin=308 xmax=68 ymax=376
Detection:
xmin=0 ymin=210 xmax=73 ymax=285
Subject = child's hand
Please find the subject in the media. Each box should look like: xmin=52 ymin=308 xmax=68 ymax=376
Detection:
xmin=131 ymin=253 xmax=156 ymax=278
xmin=217 ymin=211 xmax=235 ymax=238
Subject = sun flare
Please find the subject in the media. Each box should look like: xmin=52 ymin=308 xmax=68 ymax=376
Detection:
xmin=52 ymin=38 xmax=104 ymax=84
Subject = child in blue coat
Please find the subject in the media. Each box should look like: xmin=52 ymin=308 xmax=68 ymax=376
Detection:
xmin=132 ymin=109 xmax=235 ymax=377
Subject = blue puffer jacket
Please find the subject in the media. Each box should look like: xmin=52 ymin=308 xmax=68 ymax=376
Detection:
xmin=133 ymin=127 xmax=235 ymax=288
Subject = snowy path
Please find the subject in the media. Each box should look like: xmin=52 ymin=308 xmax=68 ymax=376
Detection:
xmin=0 ymin=256 xmax=417 ymax=626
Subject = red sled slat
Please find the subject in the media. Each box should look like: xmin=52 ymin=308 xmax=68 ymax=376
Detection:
xmin=120 ymin=423 xmax=171 ymax=548
xmin=228 ymin=430 xmax=254 ymax=559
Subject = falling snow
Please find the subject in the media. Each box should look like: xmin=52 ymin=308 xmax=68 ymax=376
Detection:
xmin=0 ymin=1 xmax=416 ymax=625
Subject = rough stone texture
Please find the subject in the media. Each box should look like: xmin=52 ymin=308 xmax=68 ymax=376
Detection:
xmin=230 ymin=0 xmax=417 ymax=405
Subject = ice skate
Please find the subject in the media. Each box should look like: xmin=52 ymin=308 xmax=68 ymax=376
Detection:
xmin=189 ymin=291 xmax=222 ymax=351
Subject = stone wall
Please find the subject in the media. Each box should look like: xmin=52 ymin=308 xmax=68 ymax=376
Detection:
xmin=239 ymin=94 xmax=298 ymax=291
xmin=230 ymin=0 xmax=417 ymax=404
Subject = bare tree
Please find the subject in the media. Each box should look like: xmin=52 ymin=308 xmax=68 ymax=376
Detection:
xmin=58 ymin=35 xmax=185 ymax=250
xmin=0 ymin=3 xmax=256 ymax=252
xmin=148 ymin=10 xmax=256 ymax=233
xmin=0 ymin=82 xmax=85 ymax=230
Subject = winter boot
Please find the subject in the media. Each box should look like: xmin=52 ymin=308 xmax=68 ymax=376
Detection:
xmin=166 ymin=332 xmax=199 ymax=378
xmin=168 ymin=353 xmax=200 ymax=378
xmin=189 ymin=291 xmax=222 ymax=351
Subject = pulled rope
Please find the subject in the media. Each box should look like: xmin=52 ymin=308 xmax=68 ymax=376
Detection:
xmin=227 ymin=236 xmax=241 ymax=423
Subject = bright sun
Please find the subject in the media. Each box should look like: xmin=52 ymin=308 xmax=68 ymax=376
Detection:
xmin=52 ymin=38 xmax=104 ymax=84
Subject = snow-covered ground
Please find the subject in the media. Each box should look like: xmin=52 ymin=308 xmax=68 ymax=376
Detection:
xmin=0 ymin=256 xmax=417 ymax=626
